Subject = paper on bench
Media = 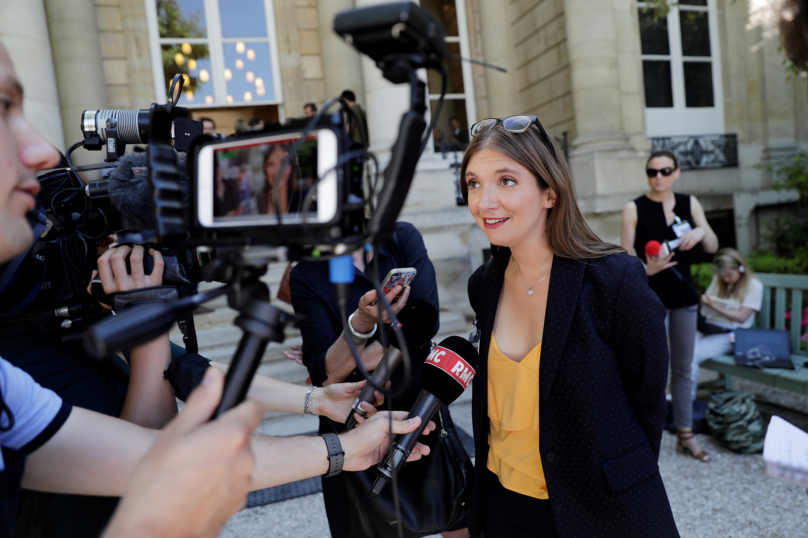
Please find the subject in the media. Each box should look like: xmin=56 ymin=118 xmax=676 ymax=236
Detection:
xmin=763 ymin=416 xmax=808 ymax=488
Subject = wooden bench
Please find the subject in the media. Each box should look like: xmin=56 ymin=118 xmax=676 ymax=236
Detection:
xmin=699 ymin=273 xmax=808 ymax=395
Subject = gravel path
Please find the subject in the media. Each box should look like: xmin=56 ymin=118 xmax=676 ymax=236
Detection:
xmin=219 ymin=398 xmax=808 ymax=537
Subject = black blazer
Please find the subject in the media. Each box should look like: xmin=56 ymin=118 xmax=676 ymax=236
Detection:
xmin=467 ymin=248 xmax=679 ymax=538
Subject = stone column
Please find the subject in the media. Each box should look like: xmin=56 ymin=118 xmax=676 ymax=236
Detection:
xmin=353 ymin=0 xmax=410 ymax=156
xmin=45 ymin=0 xmax=108 ymax=162
xmin=563 ymin=0 xmax=647 ymax=205
xmin=0 ymin=0 xmax=65 ymax=151
xmin=478 ymin=0 xmax=521 ymax=117
xmin=317 ymin=0 xmax=365 ymax=105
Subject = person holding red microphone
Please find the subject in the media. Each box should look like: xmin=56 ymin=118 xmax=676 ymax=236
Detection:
xmin=621 ymin=150 xmax=718 ymax=463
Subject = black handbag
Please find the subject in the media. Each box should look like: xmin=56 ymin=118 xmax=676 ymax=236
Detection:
xmin=334 ymin=406 xmax=473 ymax=538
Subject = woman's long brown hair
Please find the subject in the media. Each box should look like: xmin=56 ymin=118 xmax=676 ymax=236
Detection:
xmin=460 ymin=124 xmax=625 ymax=259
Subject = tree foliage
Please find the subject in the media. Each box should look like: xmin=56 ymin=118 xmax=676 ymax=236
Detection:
xmin=157 ymin=0 xmax=209 ymax=96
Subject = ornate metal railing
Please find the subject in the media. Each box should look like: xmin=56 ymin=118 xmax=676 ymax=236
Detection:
xmin=649 ymin=134 xmax=738 ymax=170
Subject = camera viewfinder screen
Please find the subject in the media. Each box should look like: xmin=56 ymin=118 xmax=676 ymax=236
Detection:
xmin=212 ymin=135 xmax=319 ymax=221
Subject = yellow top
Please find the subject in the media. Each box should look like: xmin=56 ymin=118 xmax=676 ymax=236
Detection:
xmin=486 ymin=333 xmax=547 ymax=499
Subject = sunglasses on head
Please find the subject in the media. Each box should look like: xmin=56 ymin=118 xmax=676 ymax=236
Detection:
xmin=470 ymin=115 xmax=559 ymax=164
xmin=646 ymin=167 xmax=676 ymax=178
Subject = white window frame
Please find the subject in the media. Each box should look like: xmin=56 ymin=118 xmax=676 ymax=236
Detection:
xmin=639 ymin=0 xmax=725 ymax=137
xmin=144 ymin=0 xmax=284 ymax=108
xmin=420 ymin=0 xmax=477 ymax=162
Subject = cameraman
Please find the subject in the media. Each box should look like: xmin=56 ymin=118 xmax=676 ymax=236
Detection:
xmin=0 ymin=41 xmax=434 ymax=537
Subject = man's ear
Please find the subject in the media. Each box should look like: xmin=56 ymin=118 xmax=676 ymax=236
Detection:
xmin=545 ymin=188 xmax=557 ymax=208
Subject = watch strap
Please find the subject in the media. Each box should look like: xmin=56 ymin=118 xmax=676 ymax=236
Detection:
xmin=321 ymin=433 xmax=344 ymax=477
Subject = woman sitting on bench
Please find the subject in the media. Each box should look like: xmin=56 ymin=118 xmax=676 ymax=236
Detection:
xmin=693 ymin=248 xmax=764 ymax=398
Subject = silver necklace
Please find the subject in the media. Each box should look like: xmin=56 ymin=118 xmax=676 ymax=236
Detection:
xmin=512 ymin=261 xmax=551 ymax=297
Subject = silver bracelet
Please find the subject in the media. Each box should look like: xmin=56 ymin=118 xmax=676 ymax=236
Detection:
xmin=348 ymin=312 xmax=377 ymax=339
xmin=304 ymin=385 xmax=318 ymax=416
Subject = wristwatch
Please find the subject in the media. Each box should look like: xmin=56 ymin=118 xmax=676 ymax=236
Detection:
xmin=321 ymin=433 xmax=345 ymax=477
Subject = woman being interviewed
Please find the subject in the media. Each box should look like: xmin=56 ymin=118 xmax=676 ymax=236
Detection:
xmin=462 ymin=116 xmax=679 ymax=538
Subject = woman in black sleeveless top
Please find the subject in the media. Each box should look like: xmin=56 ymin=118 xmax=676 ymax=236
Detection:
xmin=621 ymin=150 xmax=718 ymax=463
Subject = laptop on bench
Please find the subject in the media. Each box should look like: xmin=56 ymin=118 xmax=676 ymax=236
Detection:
xmin=734 ymin=329 xmax=795 ymax=370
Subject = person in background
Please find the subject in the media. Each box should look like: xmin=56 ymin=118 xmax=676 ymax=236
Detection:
xmin=234 ymin=118 xmax=248 ymax=134
xmin=449 ymin=116 xmax=469 ymax=146
xmin=341 ymin=89 xmax=368 ymax=147
xmin=692 ymin=248 xmax=763 ymax=397
xmin=249 ymin=117 xmax=265 ymax=131
xmin=199 ymin=116 xmax=216 ymax=136
xmin=304 ymin=102 xmax=318 ymax=118
xmin=621 ymin=150 xmax=719 ymax=463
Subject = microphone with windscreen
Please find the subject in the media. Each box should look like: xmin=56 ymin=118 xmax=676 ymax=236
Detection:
xmin=369 ymin=335 xmax=478 ymax=498
xmin=344 ymin=298 xmax=438 ymax=430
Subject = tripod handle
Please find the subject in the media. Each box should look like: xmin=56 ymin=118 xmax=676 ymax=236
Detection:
xmin=83 ymin=302 xmax=180 ymax=359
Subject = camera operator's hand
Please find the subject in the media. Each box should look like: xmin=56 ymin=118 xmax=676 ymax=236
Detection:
xmin=101 ymin=367 xmax=264 ymax=538
xmin=645 ymin=251 xmax=677 ymax=276
xmin=97 ymin=244 xmax=165 ymax=294
xmin=311 ymin=380 xmax=385 ymax=424
xmin=90 ymin=244 xmax=175 ymax=428
xmin=352 ymin=285 xmax=412 ymax=333
xmin=340 ymin=411 xmax=435 ymax=472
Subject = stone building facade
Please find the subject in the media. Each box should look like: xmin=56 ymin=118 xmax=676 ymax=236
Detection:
xmin=1 ymin=0 xmax=804 ymax=314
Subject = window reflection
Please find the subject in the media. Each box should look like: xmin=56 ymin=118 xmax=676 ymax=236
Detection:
xmin=219 ymin=0 xmax=268 ymax=38
xmin=643 ymin=60 xmax=674 ymax=108
xmin=157 ymin=0 xmax=207 ymax=38
xmin=161 ymin=44 xmax=214 ymax=104
xmin=683 ymin=62 xmax=714 ymax=107
xmin=223 ymin=42 xmax=274 ymax=102
xmin=639 ymin=9 xmax=670 ymax=56
xmin=420 ymin=0 xmax=459 ymax=36
xmin=680 ymin=11 xmax=711 ymax=57
xmin=428 ymin=42 xmax=464 ymax=95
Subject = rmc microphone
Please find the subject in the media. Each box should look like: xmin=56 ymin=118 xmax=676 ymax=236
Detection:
xmin=344 ymin=298 xmax=438 ymax=430
xmin=369 ymin=335 xmax=478 ymax=498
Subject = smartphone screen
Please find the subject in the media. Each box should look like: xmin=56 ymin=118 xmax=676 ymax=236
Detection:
xmin=373 ymin=268 xmax=417 ymax=305
xmin=196 ymin=128 xmax=338 ymax=228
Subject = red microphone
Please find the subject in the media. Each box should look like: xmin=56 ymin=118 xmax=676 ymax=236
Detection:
xmin=645 ymin=240 xmax=661 ymax=258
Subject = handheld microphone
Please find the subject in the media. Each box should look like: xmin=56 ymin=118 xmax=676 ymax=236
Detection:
xmin=344 ymin=298 xmax=438 ymax=430
xmin=369 ymin=335 xmax=478 ymax=498
xmin=645 ymin=239 xmax=679 ymax=260
xmin=644 ymin=240 xmax=661 ymax=258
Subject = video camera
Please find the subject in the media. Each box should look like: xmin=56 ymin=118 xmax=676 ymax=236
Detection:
xmin=79 ymin=1 xmax=451 ymax=417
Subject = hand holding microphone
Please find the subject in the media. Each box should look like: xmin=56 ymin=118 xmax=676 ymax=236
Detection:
xmin=345 ymin=298 xmax=438 ymax=429
xmin=644 ymin=240 xmax=678 ymax=276
xmin=369 ymin=335 xmax=478 ymax=498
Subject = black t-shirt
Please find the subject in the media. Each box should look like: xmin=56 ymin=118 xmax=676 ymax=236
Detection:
xmin=633 ymin=193 xmax=699 ymax=309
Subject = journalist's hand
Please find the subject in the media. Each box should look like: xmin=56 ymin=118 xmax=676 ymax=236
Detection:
xmin=677 ymin=227 xmax=705 ymax=251
xmin=283 ymin=344 xmax=304 ymax=366
xmin=96 ymin=244 xmax=165 ymax=294
xmin=101 ymin=367 xmax=264 ymax=538
xmin=312 ymin=380 xmax=384 ymax=424
xmin=340 ymin=410 xmax=436 ymax=472
xmin=701 ymin=294 xmax=715 ymax=309
xmin=645 ymin=251 xmax=677 ymax=276
xmin=352 ymin=285 xmax=412 ymax=333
